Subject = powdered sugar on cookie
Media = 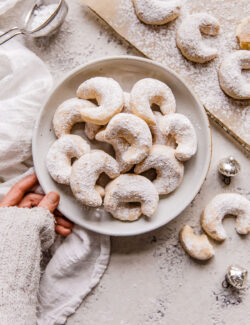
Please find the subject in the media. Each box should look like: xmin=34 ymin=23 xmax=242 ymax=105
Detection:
xmin=132 ymin=0 xmax=181 ymax=25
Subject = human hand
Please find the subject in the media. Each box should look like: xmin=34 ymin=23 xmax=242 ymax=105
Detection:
xmin=0 ymin=174 xmax=73 ymax=236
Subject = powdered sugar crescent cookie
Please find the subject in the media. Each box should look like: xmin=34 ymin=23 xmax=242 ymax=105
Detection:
xmin=176 ymin=13 xmax=220 ymax=63
xmin=218 ymin=51 xmax=250 ymax=100
xmin=95 ymin=129 xmax=133 ymax=173
xmin=104 ymin=174 xmax=159 ymax=221
xmin=201 ymin=193 xmax=250 ymax=241
xmin=134 ymin=145 xmax=184 ymax=195
xmin=160 ymin=113 xmax=197 ymax=161
xmin=77 ymin=77 xmax=124 ymax=125
xmin=180 ymin=225 xmax=215 ymax=261
xmin=46 ymin=134 xmax=90 ymax=185
xmin=130 ymin=78 xmax=176 ymax=125
xmin=236 ymin=17 xmax=250 ymax=50
xmin=70 ymin=150 xmax=120 ymax=207
xmin=53 ymin=98 xmax=96 ymax=138
xmin=98 ymin=113 xmax=152 ymax=165
xmin=84 ymin=92 xmax=132 ymax=140
xmin=132 ymin=0 xmax=181 ymax=25
xmin=150 ymin=112 xmax=176 ymax=147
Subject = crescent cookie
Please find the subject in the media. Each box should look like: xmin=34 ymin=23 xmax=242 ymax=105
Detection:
xmin=201 ymin=193 xmax=250 ymax=241
xmin=218 ymin=51 xmax=250 ymax=100
xmin=53 ymin=97 xmax=96 ymax=138
xmin=130 ymin=78 xmax=176 ymax=125
xmin=95 ymin=129 xmax=133 ymax=173
xmin=84 ymin=92 xmax=131 ymax=140
xmin=97 ymin=113 xmax=152 ymax=165
xmin=104 ymin=174 xmax=159 ymax=221
xmin=46 ymin=134 xmax=90 ymax=185
xmin=150 ymin=112 xmax=176 ymax=147
xmin=236 ymin=17 xmax=250 ymax=50
xmin=134 ymin=145 xmax=184 ymax=195
xmin=76 ymin=77 xmax=124 ymax=125
xmin=176 ymin=13 xmax=220 ymax=63
xmin=70 ymin=150 xmax=120 ymax=207
xmin=180 ymin=225 xmax=215 ymax=261
xmin=159 ymin=113 xmax=197 ymax=161
xmin=132 ymin=0 xmax=181 ymax=25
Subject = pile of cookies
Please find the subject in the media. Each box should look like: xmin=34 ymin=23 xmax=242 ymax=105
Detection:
xmin=47 ymin=76 xmax=197 ymax=222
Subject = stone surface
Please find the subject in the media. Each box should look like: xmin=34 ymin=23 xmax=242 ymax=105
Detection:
xmin=1 ymin=1 xmax=250 ymax=324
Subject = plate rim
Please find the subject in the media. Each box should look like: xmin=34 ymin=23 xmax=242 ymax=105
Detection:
xmin=32 ymin=55 xmax=212 ymax=236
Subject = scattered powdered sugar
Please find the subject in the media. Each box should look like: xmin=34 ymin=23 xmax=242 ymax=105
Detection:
xmin=109 ymin=0 xmax=250 ymax=147
xmin=30 ymin=3 xmax=58 ymax=30
xmin=202 ymin=193 xmax=250 ymax=241
xmin=134 ymin=145 xmax=184 ymax=195
xmin=132 ymin=0 xmax=181 ymax=25
xmin=104 ymin=174 xmax=159 ymax=221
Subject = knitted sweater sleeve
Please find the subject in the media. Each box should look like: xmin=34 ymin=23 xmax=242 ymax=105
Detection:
xmin=0 ymin=207 xmax=55 ymax=325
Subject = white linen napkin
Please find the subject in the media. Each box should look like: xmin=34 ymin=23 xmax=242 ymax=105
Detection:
xmin=0 ymin=39 xmax=110 ymax=324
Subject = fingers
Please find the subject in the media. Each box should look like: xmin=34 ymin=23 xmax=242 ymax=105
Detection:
xmin=18 ymin=193 xmax=44 ymax=208
xmin=55 ymin=224 xmax=72 ymax=237
xmin=55 ymin=214 xmax=73 ymax=237
xmin=55 ymin=216 xmax=74 ymax=229
xmin=0 ymin=174 xmax=38 ymax=207
xmin=38 ymin=191 xmax=60 ymax=213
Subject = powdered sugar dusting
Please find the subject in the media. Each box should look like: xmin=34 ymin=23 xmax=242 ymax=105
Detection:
xmin=102 ymin=113 xmax=152 ymax=164
xmin=46 ymin=134 xmax=90 ymax=184
xmin=104 ymin=174 xmax=159 ymax=221
xmin=70 ymin=150 xmax=120 ymax=207
xmin=134 ymin=145 xmax=184 ymax=195
xmin=108 ymin=0 xmax=250 ymax=146
xmin=132 ymin=0 xmax=181 ymax=25
xmin=130 ymin=78 xmax=176 ymax=124
xmin=160 ymin=113 xmax=197 ymax=161
xmin=201 ymin=193 xmax=250 ymax=241
xmin=77 ymin=76 xmax=124 ymax=124
xmin=218 ymin=50 xmax=250 ymax=99
xmin=176 ymin=13 xmax=220 ymax=63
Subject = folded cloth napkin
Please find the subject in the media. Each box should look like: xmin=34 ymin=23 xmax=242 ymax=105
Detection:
xmin=0 ymin=39 xmax=110 ymax=324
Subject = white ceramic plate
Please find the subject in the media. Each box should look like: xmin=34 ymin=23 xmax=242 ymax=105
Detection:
xmin=33 ymin=56 xmax=211 ymax=236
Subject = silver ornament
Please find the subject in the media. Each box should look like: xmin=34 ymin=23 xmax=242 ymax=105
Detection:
xmin=218 ymin=156 xmax=241 ymax=185
xmin=222 ymin=265 xmax=248 ymax=290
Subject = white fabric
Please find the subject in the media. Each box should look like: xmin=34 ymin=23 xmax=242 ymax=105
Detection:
xmin=0 ymin=39 xmax=110 ymax=324
xmin=0 ymin=0 xmax=21 ymax=16
xmin=0 ymin=38 xmax=53 ymax=181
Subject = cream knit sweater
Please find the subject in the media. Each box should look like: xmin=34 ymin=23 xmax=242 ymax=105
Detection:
xmin=0 ymin=207 xmax=55 ymax=325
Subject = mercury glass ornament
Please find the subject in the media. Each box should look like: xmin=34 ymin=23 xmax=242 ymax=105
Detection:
xmin=218 ymin=156 xmax=241 ymax=185
xmin=222 ymin=265 xmax=248 ymax=290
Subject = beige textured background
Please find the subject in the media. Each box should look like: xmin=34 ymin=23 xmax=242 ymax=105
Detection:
xmin=0 ymin=1 xmax=250 ymax=324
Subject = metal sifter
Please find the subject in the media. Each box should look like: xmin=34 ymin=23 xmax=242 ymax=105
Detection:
xmin=0 ymin=0 xmax=68 ymax=45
